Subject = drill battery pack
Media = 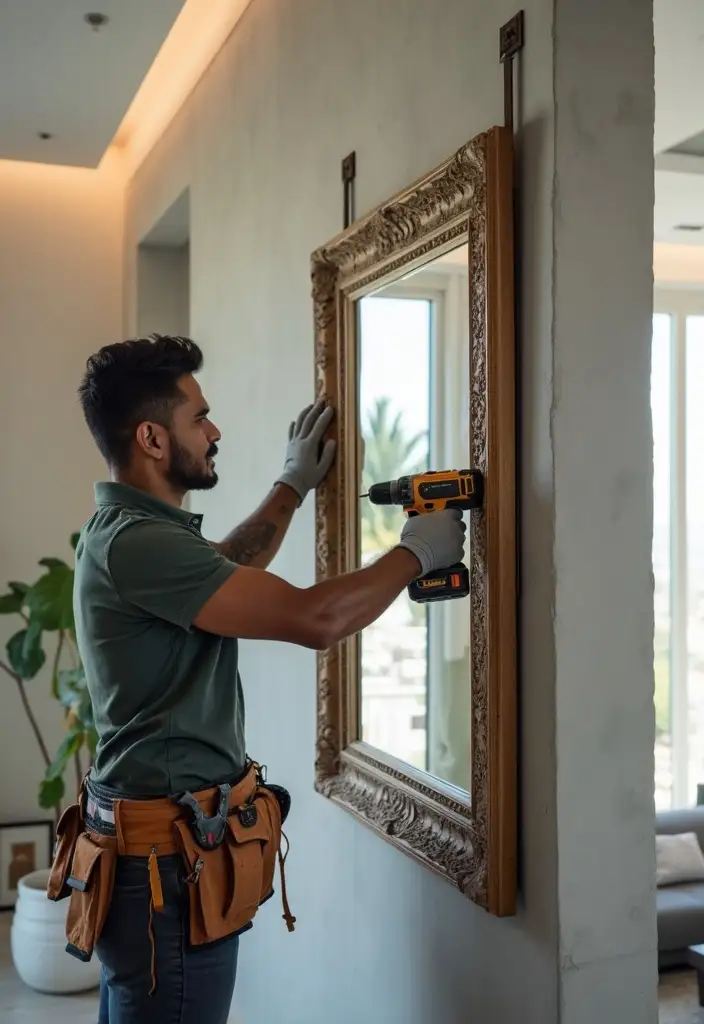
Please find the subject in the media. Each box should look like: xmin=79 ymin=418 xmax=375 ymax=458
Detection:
xmin=408 ymin=562 xmax=470 ymax=603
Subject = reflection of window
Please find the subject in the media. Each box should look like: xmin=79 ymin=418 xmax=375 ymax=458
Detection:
xmin=358 ymin=294 xmax=432 ymax=773
xmin=652 ymin=295 xmax=704 ymax=809
xmin=357 ymin=260 xmax=472 ymax=790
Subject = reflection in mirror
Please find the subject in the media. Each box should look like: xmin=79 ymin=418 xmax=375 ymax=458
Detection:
xmin=357 ymin=244 xmax=470 ymax=792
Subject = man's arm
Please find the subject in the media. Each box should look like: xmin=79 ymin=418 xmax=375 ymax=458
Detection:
xmin=194 ymin=508 xmax=466 ymax=649
xmin=211 ymin=398 xmax=336 ymax=569
xmin=211 ymin=483 xmax=298 ymax=568
xmin=194 ymin=547 xmax=422 ymax=649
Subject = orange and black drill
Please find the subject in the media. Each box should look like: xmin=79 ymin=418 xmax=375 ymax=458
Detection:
xmin=365 ymin=469 xmax=484 ymax=603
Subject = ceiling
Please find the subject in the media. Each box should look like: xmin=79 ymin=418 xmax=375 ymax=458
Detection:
xmin=655 ymin=0 xmax=704 ymax=244
xmin=0 ymin=0 xmax=703 ymax=245
xmin=0 ymin=0 xmax=185 ymax=168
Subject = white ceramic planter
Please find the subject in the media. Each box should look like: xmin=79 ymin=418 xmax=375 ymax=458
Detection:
xmin=10 ymin=868 xmax=101 ymax=994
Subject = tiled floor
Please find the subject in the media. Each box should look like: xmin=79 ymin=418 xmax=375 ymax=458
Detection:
xmin=0 ymin=913 xmax=99 ymax=1023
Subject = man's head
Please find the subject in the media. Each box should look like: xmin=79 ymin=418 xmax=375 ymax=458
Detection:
xmin=79 ymin=335 xmax=221 ymax=493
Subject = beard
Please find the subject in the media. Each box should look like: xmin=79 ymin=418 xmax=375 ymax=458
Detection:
xmin=165 ymin=436 xmax=219 ymax=492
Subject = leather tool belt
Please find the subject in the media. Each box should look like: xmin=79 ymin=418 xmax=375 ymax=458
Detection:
xmin=47 ymin=763 xmax=295 ymax=971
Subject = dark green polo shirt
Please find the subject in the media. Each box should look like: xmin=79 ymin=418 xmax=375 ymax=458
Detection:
xmin=74 ymin=482 xmax=245 ymax=796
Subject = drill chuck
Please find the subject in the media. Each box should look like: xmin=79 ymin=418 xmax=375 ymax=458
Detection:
xmin=367 ymin=478 xmax=410 ymax=506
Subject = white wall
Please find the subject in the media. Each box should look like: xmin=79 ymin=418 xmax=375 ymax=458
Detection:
xmin=136 ymin=244 xmax=190 ymax=337
xmin=124 ymin=0 xmax=655 ymax=1021
xmin=552 ymin=1 xmax=656 ymax=1019
xmin=0 ymin=160 xmax=122 ymax=819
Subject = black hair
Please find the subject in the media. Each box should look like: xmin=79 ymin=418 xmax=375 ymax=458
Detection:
xmin=78 ymin=334 xmax=203 ymax=468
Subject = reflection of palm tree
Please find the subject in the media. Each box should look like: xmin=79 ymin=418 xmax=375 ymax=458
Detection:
xmin=361 ymin=397 xmax=428 ymax=552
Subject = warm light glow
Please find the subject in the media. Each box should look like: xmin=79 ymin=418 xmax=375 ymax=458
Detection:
xmin=654 ymin=242 xmax=704 ymax=285
xmin=0 ymin=153 xmax=123 ymax=187
xmin=102 ymin=0 xmax=253 ymax=178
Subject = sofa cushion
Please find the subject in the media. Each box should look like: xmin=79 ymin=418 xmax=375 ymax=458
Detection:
xmin=657 ymin=882 xmax=704 ymax=951
xmin=656 ymin=832 xmax=704 ymax=886
xmin=657 ymin=808 xmax=704 ymax=851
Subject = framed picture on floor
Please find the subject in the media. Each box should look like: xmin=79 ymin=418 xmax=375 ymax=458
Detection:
xmin=0 ymin=821 xmax=54 ymax=910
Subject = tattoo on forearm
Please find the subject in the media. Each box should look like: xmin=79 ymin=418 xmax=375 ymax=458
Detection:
xmin=221 ymin=521 xmax=277 ymax=565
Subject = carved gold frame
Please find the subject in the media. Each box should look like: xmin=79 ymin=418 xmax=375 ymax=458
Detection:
xmin=311 ymin=127 xmax=516 ymax=915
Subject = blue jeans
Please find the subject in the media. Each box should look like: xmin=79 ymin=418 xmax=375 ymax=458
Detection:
xmin=96 ymin=854 xmax=239 ymax=1023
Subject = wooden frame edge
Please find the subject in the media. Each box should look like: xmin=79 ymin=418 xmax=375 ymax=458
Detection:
xmin=485 ymin=126 xmax=517 ymax=917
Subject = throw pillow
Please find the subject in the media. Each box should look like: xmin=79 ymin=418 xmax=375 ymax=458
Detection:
xmin=656 ymin=831 xmax=704 ymax=886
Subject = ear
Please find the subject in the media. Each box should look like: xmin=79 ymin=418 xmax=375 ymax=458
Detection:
xmin=135 ymin=421 xmax=167 ymax=461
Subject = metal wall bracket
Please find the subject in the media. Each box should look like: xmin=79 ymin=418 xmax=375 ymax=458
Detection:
xmin=500 ymin=12 xmax=525 ymax=132
xmin=342 ymin=152 xmax=356 ymax=229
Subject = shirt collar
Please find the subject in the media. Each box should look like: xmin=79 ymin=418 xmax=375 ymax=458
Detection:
xmin=94 ymin=482 xmax=203 ymax=532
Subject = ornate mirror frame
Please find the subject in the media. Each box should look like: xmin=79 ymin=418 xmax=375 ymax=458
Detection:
xmin=311 ymin=127 xmax=517 ymax=916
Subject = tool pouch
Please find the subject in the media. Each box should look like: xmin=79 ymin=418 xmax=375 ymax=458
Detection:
xmin=175 ymin=785 xmax=283 ymax=946
xmin=47 ymin=801 xmax=84 ymax=902
xmin=64 ymin=832 xmax=117 ymax=962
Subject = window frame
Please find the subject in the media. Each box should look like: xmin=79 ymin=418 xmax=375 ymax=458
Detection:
xmin=654 ymin=286 xmax=704 ymax=806
xmin=358 ymin=275 xmax=464 ymax=777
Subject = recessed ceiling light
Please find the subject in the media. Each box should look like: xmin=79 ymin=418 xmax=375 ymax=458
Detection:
xmin=37 ymin=132 xmax=53 ymax=140
xmin=84 ymin=12 xmax=109 ymax=31
xmin=674 ymin=224 xmax=704 ymax=232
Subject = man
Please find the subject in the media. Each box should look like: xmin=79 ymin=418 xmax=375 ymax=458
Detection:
xmin=70 ymin=334 xmax=465 ymax=1023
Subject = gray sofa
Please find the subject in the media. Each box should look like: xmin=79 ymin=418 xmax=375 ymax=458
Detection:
xmin=657 ymin=807 xmax=704 ymax=968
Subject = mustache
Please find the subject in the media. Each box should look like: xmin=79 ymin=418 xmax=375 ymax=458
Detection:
xmin=207 ymin=444 xmax=219 ymax=459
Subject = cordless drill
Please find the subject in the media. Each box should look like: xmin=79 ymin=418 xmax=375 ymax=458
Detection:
xmin=365 ymin=469 xmax=484 ymax=603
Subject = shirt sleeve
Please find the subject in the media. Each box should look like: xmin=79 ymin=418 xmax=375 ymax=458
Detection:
xmin=108 ymin=519 xmax=237 ymax=630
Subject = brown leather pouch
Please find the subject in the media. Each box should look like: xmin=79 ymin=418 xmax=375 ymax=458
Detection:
xmin=64 ymin=832 xmax=117 ymax=962
xmin=254 ymin=788 xmax=282 ymax=902
xmin=47 ymin=801 xmax=83 ymax=902
xmin=175 ymin=787 xmax=282 ymax=947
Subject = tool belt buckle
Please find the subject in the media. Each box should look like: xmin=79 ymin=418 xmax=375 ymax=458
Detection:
xmin=176 ymin=784 xmax=231 ymax=851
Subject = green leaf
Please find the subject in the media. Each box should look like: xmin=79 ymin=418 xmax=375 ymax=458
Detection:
xmin=0 ymin=591 xmax=24 ymax=614
xmin=0 ymin=582 xmax=29 ymax=615
xmin=39 ymin=775 xmax=65 ymax=810
xmin=60 ymin=668 xmax=93 ymax=733
xmin=46 ymin=725 xmax=84 ymax=781
xmin=70 ymin=532 xmax=80 ymax=551
xmin=50 ymin=632 xmax=64 ymax=701
xmin=77 ymin=689 xmax=94 ymax=730
xmin=25 ymin=563 xmax=74 ymax=632
xmin=57 ymin=667 xmax=86 ymax=709
xmin=38 ymin=557 xmax=69 ymax=570
xmin=23 ymin=618 xmax=43 ymax=660
xmin=86 ymin=727 xmax=99 ymax=756
xmin=6 ymin=627 xmax=46 ymax=679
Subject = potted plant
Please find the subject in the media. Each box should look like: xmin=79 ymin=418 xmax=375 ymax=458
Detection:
xmin=0 ymin=533 xmax=100 ymax=993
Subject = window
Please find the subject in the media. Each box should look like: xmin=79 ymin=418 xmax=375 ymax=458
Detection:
xmin=653 ymin=291 xmax=704 ymax=808
xmin=357 ymin=248 xmax=471 ymax=789
xmin=652 ymin=313 xmax=671 ymax=808
xmin=358 ymin=294 xmax=432 ymax=773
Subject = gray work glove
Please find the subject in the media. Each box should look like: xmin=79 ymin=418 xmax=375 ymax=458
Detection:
xmin=277 ymin=398 xmax=336 ymax=504
xmin=397 ymin=508 xmax=467 ymax=576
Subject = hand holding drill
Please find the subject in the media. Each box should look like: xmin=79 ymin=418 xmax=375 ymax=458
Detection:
xmin=397 ymin=507 xmax=467 ymax=579
xmin=365 ymin=469 xmax=484 ymax=602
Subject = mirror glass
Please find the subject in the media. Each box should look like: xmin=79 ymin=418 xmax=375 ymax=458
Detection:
xmin=357 ymin=243 xmax=471 ymax=792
